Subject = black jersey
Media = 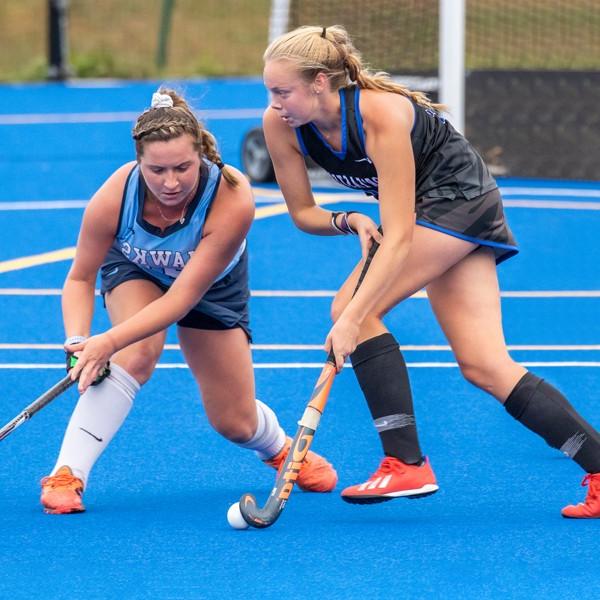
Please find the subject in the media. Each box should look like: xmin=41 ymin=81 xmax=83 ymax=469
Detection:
xmin=294 ymin=85 xmax=518 ymax=264
xmin=294 ymin=85 xmax=497 ymax=201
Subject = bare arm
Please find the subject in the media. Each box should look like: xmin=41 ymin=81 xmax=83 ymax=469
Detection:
xmin=326 ymin=92 xmax=417 ymax=368
xmin=263 ymin=107 xmax=381 ymax=257
xmin=263 ymin=107 xmax=338 ymax=235
xmin=69 ymin=166 xmax=254 ymax=390
xmin=62 ymin=163 xmax=134 ymax=339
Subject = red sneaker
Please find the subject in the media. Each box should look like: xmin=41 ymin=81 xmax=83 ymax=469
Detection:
xmin=264 ymin=437 xmax=338 ymax=492
xmin=561 ymin=473 xmax=600 ymax=519
xmin=341 ymin=456 xmax=438 ymax=504
xmin=40 ymin=466 xmax=85 ymax=514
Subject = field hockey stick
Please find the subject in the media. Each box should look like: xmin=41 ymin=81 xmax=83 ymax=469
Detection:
xmin=0 ymin=374 xmax=76 ymax=442
xmin=239 ymin=236 xmax=380 ymax=528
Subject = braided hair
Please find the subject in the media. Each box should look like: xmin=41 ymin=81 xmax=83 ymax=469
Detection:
xmin=132 ymin=88 xmax=238 ymax=187
xmin=264 ymin=25 xmax=443 ymax=112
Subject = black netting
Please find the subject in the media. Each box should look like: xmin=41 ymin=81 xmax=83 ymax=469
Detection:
xmin=287 ymin=0 xmax=600 ymax=72
xmin=2 ymin=1 xmax=599 ymax=81
xmin=288 ymin=0 xmax=439 ymax=74
xmin=467 ymin=0 xmax=600 ymax=70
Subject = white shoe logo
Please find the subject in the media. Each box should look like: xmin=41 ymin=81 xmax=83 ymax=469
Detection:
xmin=354 ymin=157 xmax=372 ymax=164
xmin=358 ymin=475 xmax=392 ymax=491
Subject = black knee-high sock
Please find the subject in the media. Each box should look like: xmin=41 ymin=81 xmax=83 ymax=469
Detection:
xmin=350 ymin=333 xmax=423 ymax=464
xmin=504 ymin=372 xmax=600 ymax=473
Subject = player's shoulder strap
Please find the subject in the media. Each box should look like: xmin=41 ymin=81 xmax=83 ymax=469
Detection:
xmin=114 ymin=163 xmax=141 ymax=239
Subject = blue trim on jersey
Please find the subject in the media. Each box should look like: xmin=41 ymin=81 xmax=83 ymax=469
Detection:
xmin=309 ymin=88 xmax=347 ymax=159
xmin=415 ymin=219 xmax=519 ymax=253
xmin=134 ymin=162 xmax=211 ymax=238
xmin=355 ymin=87 xmax=416 ymax=145
xmin=114 ymin=161 xmax=245 ymax=287
xmin=294 ymin=127 xmax=309 ymax=156
xmin=115 ymin=165 xmax=137 ymax=240
xmin=354 ymin=87 xmax=366 ymax=152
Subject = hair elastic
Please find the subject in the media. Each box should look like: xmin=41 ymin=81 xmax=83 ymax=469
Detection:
xmin=151 ymin=92 xmax=174 ymax=109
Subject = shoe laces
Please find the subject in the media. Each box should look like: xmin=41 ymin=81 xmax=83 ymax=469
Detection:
xmin=41 ymin=470 xmax=81 ymax=491
xmin=582 ymin=473 xmax=600 ymax=500
xmin=372 ymin=456 xmax=405 ymax=477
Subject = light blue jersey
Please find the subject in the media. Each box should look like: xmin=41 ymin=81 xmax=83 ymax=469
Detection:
xmin=113 ymin=160 xmax=246 ymax=286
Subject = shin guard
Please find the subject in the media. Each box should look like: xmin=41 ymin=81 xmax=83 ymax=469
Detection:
xmin=505 ymin=372 xmax=600 ymax=473
xmin=351 ymin=333 xmax=423 ymax=464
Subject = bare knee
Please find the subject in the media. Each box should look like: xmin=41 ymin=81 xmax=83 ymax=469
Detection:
xmin=112 ymin=344 xmax=161 ymax=385
xmin=458 ymin=355 xmax=521 ymax=399
xmin=208 ymin=406 xmax=257 ymax=443
xmin=459 ymin=360 xmax=496 ymax=393
xmin=331 ymin=294 xmax=385 ymax=338
xmin=330 ymin=292 xmax=348 ymax=323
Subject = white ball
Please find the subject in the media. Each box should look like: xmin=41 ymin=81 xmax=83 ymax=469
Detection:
xmin=227 ymin=502 xmax=249 ymax=530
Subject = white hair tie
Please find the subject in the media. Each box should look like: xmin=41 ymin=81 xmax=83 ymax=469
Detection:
xmin=151 ymin=92 xmax=174 ymax=109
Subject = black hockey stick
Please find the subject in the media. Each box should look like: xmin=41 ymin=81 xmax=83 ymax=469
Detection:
xmin=0 ymin=374 xmax=76 ymax=442
xmin=239 ymin=236 xmax=380 ymax=528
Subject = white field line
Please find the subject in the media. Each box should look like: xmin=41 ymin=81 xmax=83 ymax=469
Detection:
xmin=2 ymin=198 xmax=600 ymax=212
xmin=0 ymin=108 xmax=264 ymax=125
xmin=1 ymin=343 xmax=598 ymax=352
xmin=1 ymin=184 xmax=599 ymax=212
xmin=0 ymin=201 xmax=89 ymax=210
xmin=0 ymin=362 xmax=598 ymax=369
xmin=308 ymin=197 xmax=600 ymax=210
xmin=0 ymin=288 xmax=599 ymax=299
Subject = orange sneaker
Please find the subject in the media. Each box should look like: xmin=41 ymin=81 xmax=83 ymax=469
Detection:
xmin=264 ymin=437 xmax=338 ymax=492
xmin=561 ymin=473 xmax=600 ymax=519
xmin=40 ymin=466 xmax=85 ymax=515
xmin=341 ymin=456 xmax=439 ymax=504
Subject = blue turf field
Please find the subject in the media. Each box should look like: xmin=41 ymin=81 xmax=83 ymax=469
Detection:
xmin=0 ymin=79 xmax=599 ymax=600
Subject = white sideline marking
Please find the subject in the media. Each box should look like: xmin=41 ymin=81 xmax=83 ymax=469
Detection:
xmin=0 ymin=201 xmax=89 ymax=210
xmin=0 ymin=289 xmax=599 ymax=299
xmin=0 ymin=108 xmax=264 ymax=125
xmin=3 ymin=198 xmax=600 ymax=212
xmin=0 ymin=362 xmax=598 ymax=369
xmin=0 ymin=343 xmax=599 ymax=352
xmin=1 ymin=185 xmax=599 ymax=212
xmin=313 ymin=197 xmax=600 ymax=210
xmin=500 ymin=187 xmax=600 ymax=198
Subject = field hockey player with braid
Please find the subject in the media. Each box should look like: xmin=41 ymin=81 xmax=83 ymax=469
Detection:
xmin=261 ymin=25 xmax=600 ymax=518
xmin=39 ymin=88 xmax=337 ymax=515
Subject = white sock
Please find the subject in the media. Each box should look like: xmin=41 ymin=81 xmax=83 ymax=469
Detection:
xmin=51 ymin=363 xmax=140 ymax=487
xmin=237 ymin=399 xmax=286 ymax=460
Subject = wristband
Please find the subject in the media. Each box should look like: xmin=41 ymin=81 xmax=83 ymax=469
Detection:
xmin=64 ymin=335 xmax=87 ymax=347
xmin=344 ymin=211 xmax=359 ymax=234
xmin=64 ymin=336 xmax=87 ymax=373
xmin=330 ymin=211 xmax=359 ymax=235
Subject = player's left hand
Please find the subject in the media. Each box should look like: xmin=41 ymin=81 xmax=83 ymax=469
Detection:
xmin=346 ymin=213 xmax=383 ymax=261
xmin=66 ymin=334 xmax=115 ymax=393
xmin=325 ymin=316 xmax=361 ymax=372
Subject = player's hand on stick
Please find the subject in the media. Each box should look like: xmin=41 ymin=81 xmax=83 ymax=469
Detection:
xmin=65 ymin=334 xmax=113 ymax=393
xmin=346 ymin=212 xmax=383 ymax=261
xmin=325 ymin=315 xmax=361 ymax=373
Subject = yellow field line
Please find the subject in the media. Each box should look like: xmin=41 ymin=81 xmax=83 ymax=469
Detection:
xmin=254 ymin=193 xmax=337 ymax=218
xmin=0 ymin=247 xmax=76 ymax=274
xmin=0 ymin=193 xmax=344 ymax=274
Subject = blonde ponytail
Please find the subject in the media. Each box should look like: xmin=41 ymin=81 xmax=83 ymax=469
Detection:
xmin=264 ymin=25 xmax=443 ymax=112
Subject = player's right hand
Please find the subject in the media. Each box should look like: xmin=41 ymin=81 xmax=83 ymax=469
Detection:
xmin=65 ymin=334 xmax=114 ymax=392
xmin=347 ymin=213 xmax=383 ymax=261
